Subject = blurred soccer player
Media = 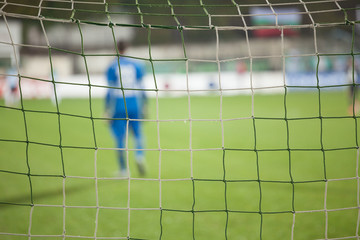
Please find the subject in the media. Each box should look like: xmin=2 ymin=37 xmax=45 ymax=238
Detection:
xmin=50 ymin=69 xmax=62 ymax=106
xmin=347 ymin=57 xmax=360 ymax=115
xmin=4 ymin=66 xmax=19 ymax=107
xmin=105 ymin=41 xmax=147 ymax=177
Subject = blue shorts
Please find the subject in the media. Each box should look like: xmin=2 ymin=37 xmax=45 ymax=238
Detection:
xmin=111 ymin=97 xmax=142 ymax=149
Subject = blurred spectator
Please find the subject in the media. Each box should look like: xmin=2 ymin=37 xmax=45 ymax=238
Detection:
xmin=310 ymin=55 xmax=332 ymax=73
xmin=346 ymin=57 xmax=360 ymax=115
xmin=50 ymin=69 xmax=62 ymax=106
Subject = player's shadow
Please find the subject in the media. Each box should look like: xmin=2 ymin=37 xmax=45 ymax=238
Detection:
xmin=0 ymin=180 xmax=97 ymax=208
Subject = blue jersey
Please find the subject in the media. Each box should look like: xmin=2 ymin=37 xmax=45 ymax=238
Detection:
xmin=106 ymin=57 xmax=145 ymax=117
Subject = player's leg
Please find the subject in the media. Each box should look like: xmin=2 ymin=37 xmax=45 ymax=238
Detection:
xmin=354 ymin=85 xmax=360 ymax=115
xmin=129 ymin=104 xmax=146 ymax=176
xmin=130 ymin=120 xmax=144 ymax=156
xmin=348 ymin=85 xmax=358 ymax=115
xmin=110 ymin=118 xmax=127 ymax=175
xmin=130 ymin=119 xmax=146 ymax=176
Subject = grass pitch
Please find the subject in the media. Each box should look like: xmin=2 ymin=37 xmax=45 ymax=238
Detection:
xmin=0 ymin=90 xmax=359 ymax=240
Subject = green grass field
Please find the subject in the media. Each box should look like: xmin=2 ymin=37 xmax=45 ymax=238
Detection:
xmin=0 ymin=90 xmax=359 ymax=240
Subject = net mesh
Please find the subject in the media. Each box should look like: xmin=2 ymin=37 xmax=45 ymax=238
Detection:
xmin=0 ymin=0 xmax=360 ymax=239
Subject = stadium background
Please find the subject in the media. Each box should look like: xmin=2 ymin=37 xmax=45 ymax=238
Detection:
xmin=0 ymin=0 xmax=359 ymax=99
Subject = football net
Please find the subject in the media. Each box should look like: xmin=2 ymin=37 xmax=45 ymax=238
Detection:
xmin=0 ymin=0 xmax=360 ymax=239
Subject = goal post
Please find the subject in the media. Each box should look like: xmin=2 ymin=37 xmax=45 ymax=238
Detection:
xmin=0 ymin=1 xmax=360 ymax=240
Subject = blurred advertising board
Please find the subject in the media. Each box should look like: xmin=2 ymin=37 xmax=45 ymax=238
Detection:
xmin=250 ymin=7 xmax=301 ymax=37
